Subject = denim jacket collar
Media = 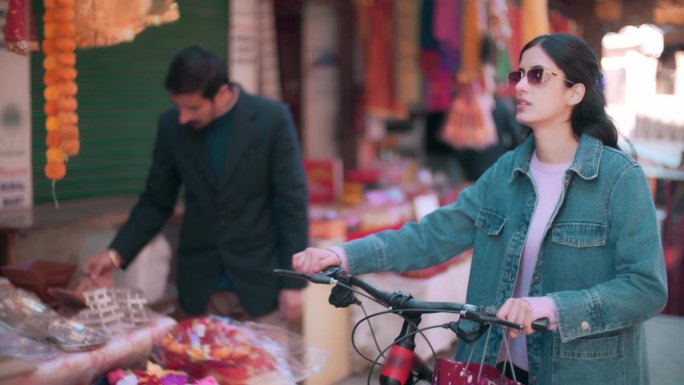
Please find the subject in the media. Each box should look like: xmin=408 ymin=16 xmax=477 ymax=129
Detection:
xmin=510 ymin=133 xmax=603 ymax=182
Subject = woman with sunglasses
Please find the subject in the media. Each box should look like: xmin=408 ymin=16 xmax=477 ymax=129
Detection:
xmin=293 ymin=33 xmax=667 ymax=385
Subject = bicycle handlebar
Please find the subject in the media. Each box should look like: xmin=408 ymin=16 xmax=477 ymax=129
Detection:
xmin=274 ymin=267 xmax=549 ymax=332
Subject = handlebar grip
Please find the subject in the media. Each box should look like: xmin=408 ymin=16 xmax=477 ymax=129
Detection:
xmin=532 ymin=317 xmax=549 ymax=332
xmin=273 ymin=269 xmax=309 ymax=280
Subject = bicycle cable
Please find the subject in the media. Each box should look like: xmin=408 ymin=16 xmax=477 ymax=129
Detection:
xmin=359 ymin=303 xmax=386 ymax=360
xmin=365 ymin=323 xmax=447 ymax=385
xmin=331 ymin=279 xmax=440 ymax=364
xmin=351 ymin=308 xmax=442 ymax=364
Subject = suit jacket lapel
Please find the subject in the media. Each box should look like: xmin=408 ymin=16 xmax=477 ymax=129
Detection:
xmin=183 ymin=122 xmax=218 ymax=188
xmin=219 ymin=87 xmax=257 ymax=189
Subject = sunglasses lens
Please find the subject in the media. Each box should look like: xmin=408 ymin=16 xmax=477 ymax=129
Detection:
xmin=528 ymin=68 xmax=545 ymax=85
xmin=508 ymin=71 xmax=522 ymax=86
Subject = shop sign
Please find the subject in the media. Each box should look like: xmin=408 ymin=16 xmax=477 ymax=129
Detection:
xmin=0 ymin=49 xmax=33 ymax=210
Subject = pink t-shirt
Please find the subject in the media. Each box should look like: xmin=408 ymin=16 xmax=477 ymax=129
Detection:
xmin=503 ymin=153 xmax=570 ymax=369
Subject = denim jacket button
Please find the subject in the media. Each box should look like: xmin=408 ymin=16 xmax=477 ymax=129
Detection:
xmin=581 ymin=321 xmax=590 ymax=331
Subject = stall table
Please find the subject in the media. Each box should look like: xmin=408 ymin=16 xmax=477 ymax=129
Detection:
xmin=0 ymin=314 xmax=176 ymax=385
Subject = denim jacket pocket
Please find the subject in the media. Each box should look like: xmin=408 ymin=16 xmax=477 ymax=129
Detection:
xmin=552 ymin=334 xmax=625 ymax=385
xmin=551 ymin=222 xmax=607 ymax=248
xmin=474 ymin=208 xmax=506 ymax=236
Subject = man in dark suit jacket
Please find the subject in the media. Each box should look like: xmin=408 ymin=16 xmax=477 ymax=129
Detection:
xmin=83 ymin=46 xmax=308 ymax=322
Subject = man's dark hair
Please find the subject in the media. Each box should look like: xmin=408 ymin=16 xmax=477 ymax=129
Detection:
xmin=165 ymin=46 xmax=228 ymax=99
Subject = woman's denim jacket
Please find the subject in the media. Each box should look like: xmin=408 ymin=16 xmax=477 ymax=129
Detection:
xmin=342 ymin=134 xmax=668 ymax=385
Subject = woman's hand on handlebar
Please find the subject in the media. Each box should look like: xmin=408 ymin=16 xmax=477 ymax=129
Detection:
xmin=292 ymin=247 xmax=342 ymax=275
xmin=496 ymin=298 xmax=535 ymax=338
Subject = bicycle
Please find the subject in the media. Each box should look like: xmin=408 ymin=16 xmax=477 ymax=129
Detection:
xmin=274 ymin=267 xmax=548 ymax=385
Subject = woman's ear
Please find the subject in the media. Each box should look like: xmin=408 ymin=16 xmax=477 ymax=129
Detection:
xmin=567 ymin=83 xmax=586 ymax=106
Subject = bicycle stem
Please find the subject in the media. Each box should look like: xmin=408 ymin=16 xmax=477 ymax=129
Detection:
xmin=380 ymin=314 xmax=433 ymax=385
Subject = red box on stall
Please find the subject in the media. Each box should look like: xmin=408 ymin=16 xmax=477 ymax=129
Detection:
xmin=304 ymin=159 xmax=343 ymax=204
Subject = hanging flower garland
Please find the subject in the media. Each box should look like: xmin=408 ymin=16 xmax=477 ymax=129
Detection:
xmin=42 ymin=0 xmax=79 ymax=185
xmin=37 ymin=0 xmax=180 ymax=205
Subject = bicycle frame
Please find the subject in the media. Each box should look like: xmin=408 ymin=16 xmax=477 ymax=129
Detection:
xmin=379 ymin=313 xmax=434 ymax=385
xmin=273 ymin=268 xmax=548 ymax=385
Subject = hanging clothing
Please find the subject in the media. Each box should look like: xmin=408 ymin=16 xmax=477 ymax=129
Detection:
xmin=356 ymin=0 xmax=403 ymax=118
xmin=440 ymin=80 xmax=498 ymax=150
xmin=507 ymin=3 xmax=523 ymax=70
xmin=458 ymin=0 xmax=482 ymax=82
xmin=433 ymin=0 xmax=461 ymax=73
xmin=394 ymin=0 xmax=422 ymax=108
xmin=419 ymin=0 xmax=453 ymax=112
xmin=521 ymin=0 xmax=550 ymax=45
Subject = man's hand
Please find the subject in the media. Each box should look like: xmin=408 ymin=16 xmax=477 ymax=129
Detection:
xmin=278 ymin=289 xmax=303 ymax=321
xmin=82 ymin=249 xmax=121 ymax=280
xmin=292 ymin=247 xmax=342 ymax=275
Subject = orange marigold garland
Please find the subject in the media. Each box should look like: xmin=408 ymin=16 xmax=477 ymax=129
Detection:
xmin=42 ymin=0 xmax=78 ymax=207
xmin=42 ymin=0 xmax=78 ymax=195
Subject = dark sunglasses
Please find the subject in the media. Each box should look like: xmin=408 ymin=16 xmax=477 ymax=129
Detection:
xmin=508 ymin=67 xmax=575 ymax=87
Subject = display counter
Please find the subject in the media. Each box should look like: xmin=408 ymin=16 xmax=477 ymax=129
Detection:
xmin=0 ymin=196 xmax=183 ymax=268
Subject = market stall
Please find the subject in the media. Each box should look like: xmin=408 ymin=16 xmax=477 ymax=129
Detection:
xmin=0 ymin=313 xmax=176 ymax=385
xmin=0 ymin=283 xmax=326 ymax=385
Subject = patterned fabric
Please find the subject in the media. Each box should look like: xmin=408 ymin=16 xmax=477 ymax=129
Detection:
xmin=458 ymin=0 xmax=482 ymax=82
xmin=507 ymin=4 xmax=522 ymax=70
xmin=420 ymin=49 xmax=454 ymax=111
xmin=356 ymin=0 xmax=402 ymax=118
xmin=433 ymin=0 xmax=461 ymax=73
xmin=521 ymin=0 xmax=549 ymax=46
xmin=394 ymin=0 xmax=422 ymax=108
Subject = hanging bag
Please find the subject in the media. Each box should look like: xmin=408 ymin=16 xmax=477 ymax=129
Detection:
xmin=432 ymin=326 xmax=523 ymax=385
xmin=440 ymin=80 xmax=498 ymax=150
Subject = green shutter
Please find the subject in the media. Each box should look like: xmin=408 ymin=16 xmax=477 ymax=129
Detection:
xmin=31 ymin=0 xmax=228 ymax=203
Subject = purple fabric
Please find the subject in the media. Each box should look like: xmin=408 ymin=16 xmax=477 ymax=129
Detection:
xmin=433 ymin=0 xmax=461 ymax=73
xmin=160 ymin=374 xmax=189 ymax=385
xmin=432 ymin=0 xmax=461 ymax=47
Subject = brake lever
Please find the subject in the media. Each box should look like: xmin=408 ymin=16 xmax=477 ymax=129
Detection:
xmin=309 ymin=273 xmax=336 ymax=284
xmin=273 ymin=268 xmax=343 ymax=285
xmin=471 ymin=306 xmax=549 ymax=332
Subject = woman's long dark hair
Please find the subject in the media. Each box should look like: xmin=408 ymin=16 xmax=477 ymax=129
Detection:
xmin=520 ymin=34 xmax=619 ymax=149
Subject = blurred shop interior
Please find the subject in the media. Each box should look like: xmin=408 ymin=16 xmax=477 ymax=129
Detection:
xmin=0 ymin=1 xmax=683 ymax=384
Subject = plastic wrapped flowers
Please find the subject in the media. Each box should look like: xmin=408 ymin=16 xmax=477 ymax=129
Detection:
xmin=155 ymin=315 xmax=330 ymax=384
xmin=107 ymin=362 xmax=218 ymax=385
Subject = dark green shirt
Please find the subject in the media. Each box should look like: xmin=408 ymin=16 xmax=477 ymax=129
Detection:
xmin=205 ymin=107 xmax=235 ymax=290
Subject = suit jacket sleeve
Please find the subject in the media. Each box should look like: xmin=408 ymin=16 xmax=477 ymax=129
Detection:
xmin=271 ymin=104 xmax=308 ymax=289
xmin=110 ymin=114 xmax=181 ymax=266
